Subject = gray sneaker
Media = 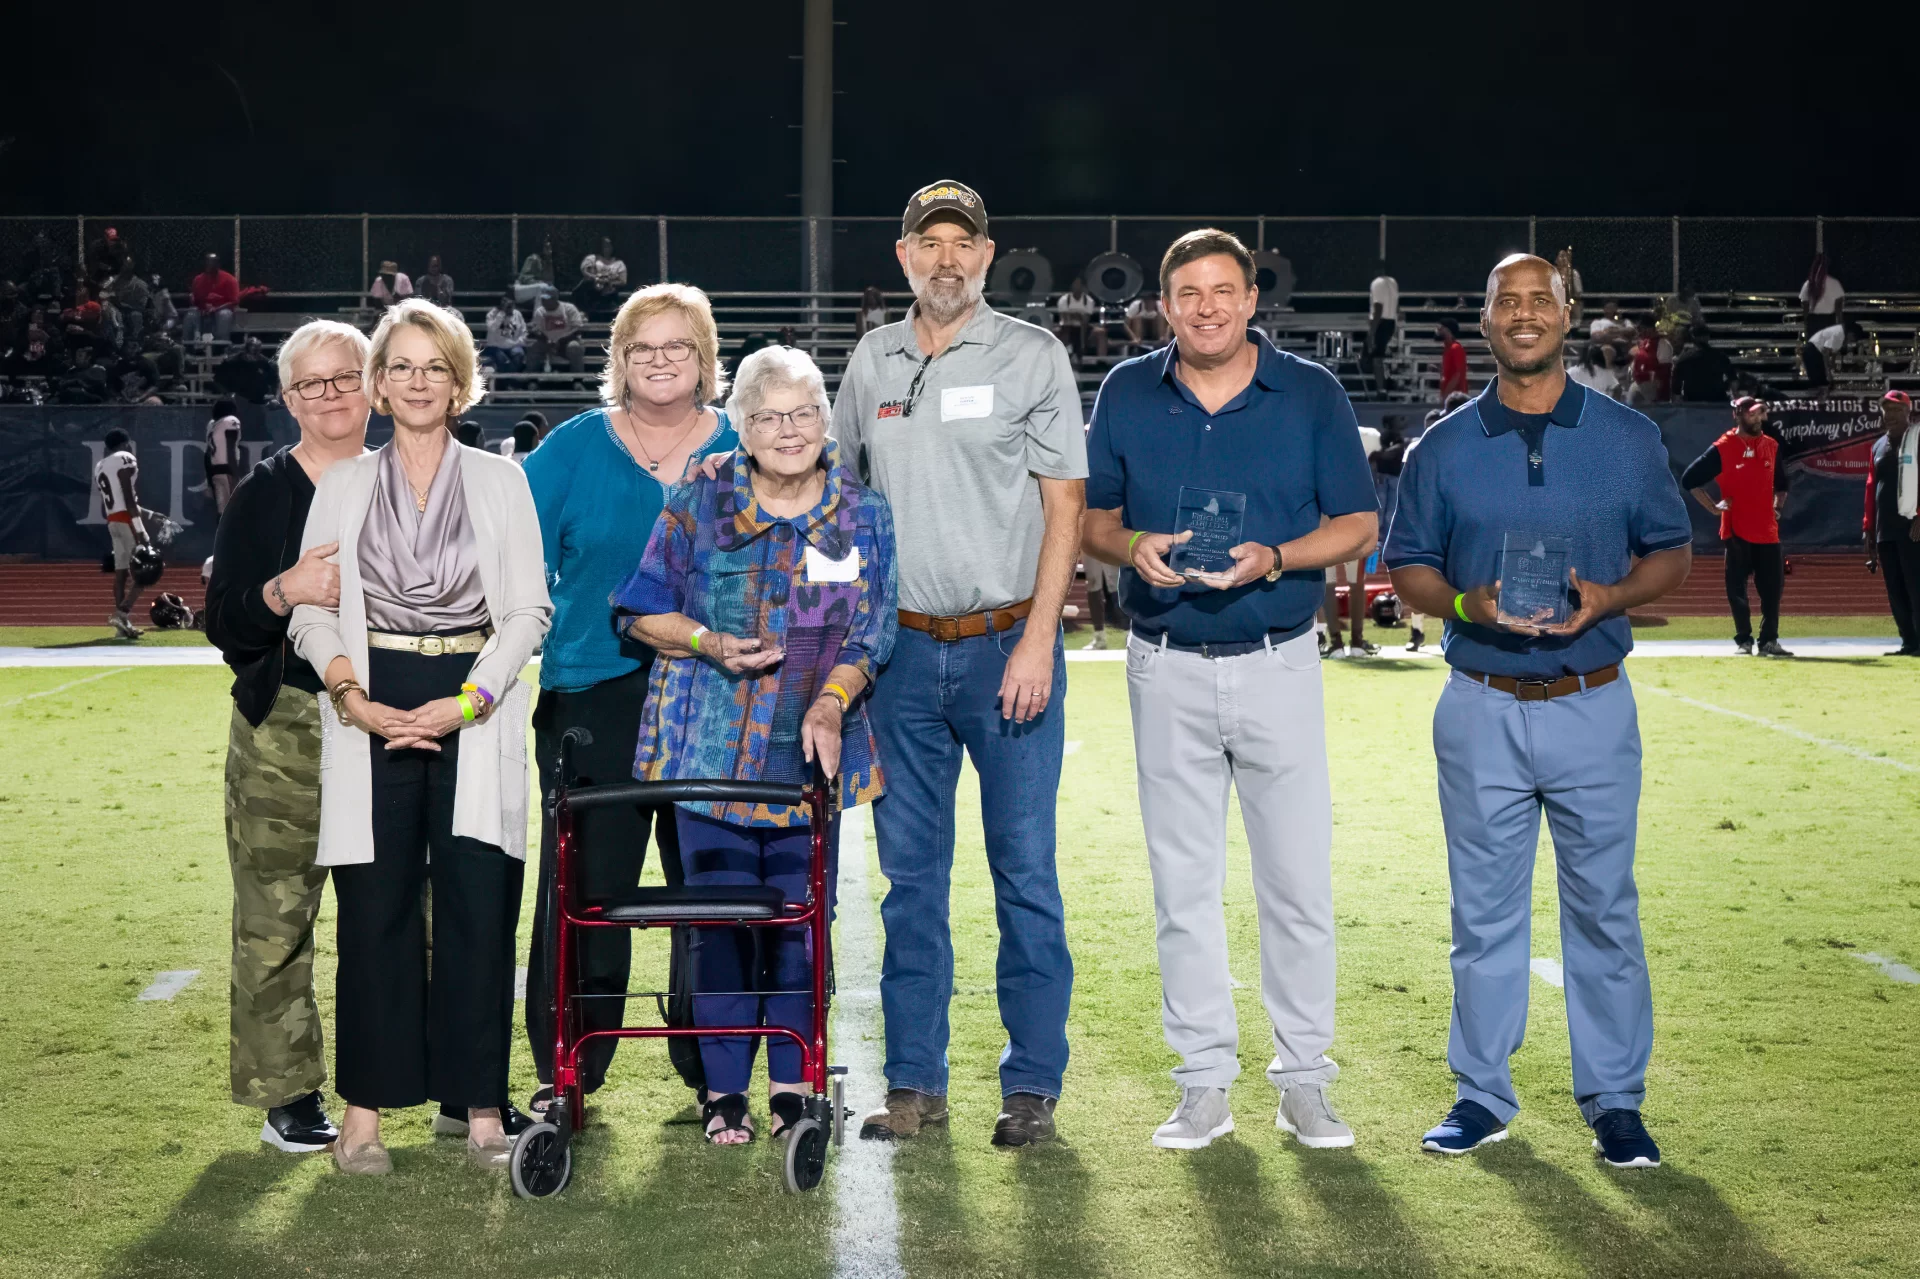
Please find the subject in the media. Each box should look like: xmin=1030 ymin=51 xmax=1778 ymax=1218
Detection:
xmin=1152 ymin=1086 xmax=1234 ymax=1150
xmin=1276 ymin=1082 xmax=1354 ymax=1148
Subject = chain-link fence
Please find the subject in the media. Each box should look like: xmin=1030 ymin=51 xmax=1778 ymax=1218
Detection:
xmin=8 ymin=213 xmax=1920 ymax=302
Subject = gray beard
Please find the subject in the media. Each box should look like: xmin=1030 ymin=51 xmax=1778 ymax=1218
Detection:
xmin=911 ymin=271 xmax=984 ymax=326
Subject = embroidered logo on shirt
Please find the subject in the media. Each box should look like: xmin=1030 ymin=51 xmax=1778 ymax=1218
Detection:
xmin=877 ymin=400 xmax=905 ymax=419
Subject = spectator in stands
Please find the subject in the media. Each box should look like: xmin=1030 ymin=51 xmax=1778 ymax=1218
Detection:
xmin=1055 ymin=277 xmax=1099 ymax=359
xmin=1799 ymin=254 xmax=1844 ymax=337
xmin=527 ymin=288 xmax=586 ymax=379
xmin=515 ymin=237 xmax=555 ymax=304
xmin=148 ymin=274 xmax=180 ymax=337
xmin=1555 ymin=248 xmax=1584 ymax=325
xmin=1627 ymin=313 xmax=1672 ymax=404
xmin=1567 ymin=342 xmax=1622 ymax=400
xmin=415 ymin=255 xmax=455 ymax=309
xmin=574 ymin=237 xmax=628 ymax=319
xmin=57 ymin=345 xmax=110 ymax=403
xmin=1671 ymin=325 xmax=1734 ymax=402
xmin=10 ymin=317 xmax=63 ymax=381
xmin=1866 ymin=390 xmax=1920 ymax=656
xmin=186 ymin=253 xmax=240 ymax=344
xmin=96 ymin=288 xmax=126 ymax=354
xmin=86 ymin=226 xmax=130 ymax=285
xmin=455 ymin=420 xmax=484 ymax=448
xmin=105 ymin=262 xmax=149 ymax=345
xmin=856 ymin=285 xmax=887 ymax=336
xmin=482 ymin=291 xmax=527 ymax=374
xmin=142 ymin=329 xmax=185 ymax=392
xmin=1682 ymin=395 xmax=1791 ymax=657
xmin=1437 ymin=319 xmax=1469 ymax=399
xmin=1802 ymin=318 xmax=1860 ymax=392
xmin=217 ymin=336 xmax=280 ymax=405
xmin=505 ymin=420 xmax=536 ymax=465
xmin=61 ymin=283 xmax=106 ymax=354
xmin=21 ymin=232 xmax=65 ymax=303
xmin=1365 ymin=262 xmax=1399 ymax=398
xmin=369 ymin=260 xmax=412 ymax=309
xmin=0 ymin=281 xmax=26 ymax=353
xmin=1123 ymin=291 xmax=1166 ymax=353
xmin=111 ymin=340 xmax=160 ymax=404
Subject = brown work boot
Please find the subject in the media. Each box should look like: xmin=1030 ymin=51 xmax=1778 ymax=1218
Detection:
xmin=990 ymin=1092 xmax=1057 ymax=1148
xmin=858 ymin=1088 xmax=949 ymax=1141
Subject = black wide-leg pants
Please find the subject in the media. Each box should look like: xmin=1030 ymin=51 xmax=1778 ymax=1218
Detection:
xmin=333 ymin=644 xmax=524 ymax=1111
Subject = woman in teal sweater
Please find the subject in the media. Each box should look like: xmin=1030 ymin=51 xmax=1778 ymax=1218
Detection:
xmin=520 ymin=283 xmax=737 ymax=1112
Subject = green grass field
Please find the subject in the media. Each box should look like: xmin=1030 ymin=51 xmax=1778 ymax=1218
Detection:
xmin=2 ymin=653 xmax=1918 ymax=1278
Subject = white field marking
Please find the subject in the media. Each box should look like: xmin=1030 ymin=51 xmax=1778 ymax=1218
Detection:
xmin=1530 ymin=957 xmax=1565 ymax=988
xmin=1062 ymin=638 xmax=1903 ymax=663
xmin=0 ymin=647 xmax=223 ymax=667
xmin=137 ymin=970 xmax=200 ymax=1002
xmin=1063 ymin=740 xmax=1082 ymax=756
xmin=1853 ymin=952 xmax=1920 ymax=985
xmin=1638 ymin=683 xmax=1917 ymax=772
xmin=514 ymin=966 xmax=528 ymax=1001
xmin=0 ymin=667 xmax=131 ymax=706
xmin=830 ymin=805 xmax=903 ymax=1279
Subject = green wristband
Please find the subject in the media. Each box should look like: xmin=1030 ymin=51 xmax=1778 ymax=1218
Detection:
xmin=1128 ymin=530 xmax=1147 ymax=557
xmin=689 ymin=626 xmax=705 ymax=653
xmin=1453 ymin=592 xmax=1472 ymax=624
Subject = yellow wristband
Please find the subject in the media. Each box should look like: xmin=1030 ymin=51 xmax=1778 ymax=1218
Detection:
xmin=1127 ymin=530 xmax=1147 ymax=556
xmin=821 ymin=682 xmax=851 ymax=710
xmin=1453 ymin=592 xmax=1472 ymax=624
xmin=457 ymin=692 xmax=476 ymax=722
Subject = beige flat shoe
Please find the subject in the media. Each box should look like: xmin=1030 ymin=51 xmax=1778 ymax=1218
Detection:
xmin=467 ymin=1132 xmax=511 ymax=1170
xmin=333 ymin=1138 xmax=391 ymax=1175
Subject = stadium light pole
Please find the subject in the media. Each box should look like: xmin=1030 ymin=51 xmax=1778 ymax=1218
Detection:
xmin=801 ymin=0 xmax=833 ymax=349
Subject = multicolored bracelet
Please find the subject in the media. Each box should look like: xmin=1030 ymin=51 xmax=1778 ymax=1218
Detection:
xmin=460 ymin=681 xmax=494 ymax=710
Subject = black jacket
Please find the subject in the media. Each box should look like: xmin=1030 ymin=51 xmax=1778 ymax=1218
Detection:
xmin=205 ymin=448 xmax=324 ymax=725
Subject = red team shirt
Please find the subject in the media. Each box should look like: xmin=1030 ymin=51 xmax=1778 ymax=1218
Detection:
xmin=1710 ymin=429 xmax=1780 ymax=544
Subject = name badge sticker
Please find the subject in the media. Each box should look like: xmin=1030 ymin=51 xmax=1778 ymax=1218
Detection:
xmin=804 ymin=545 xmax=860 ymax=583
xmin=940 ymin=384 xmax=995 ymax=421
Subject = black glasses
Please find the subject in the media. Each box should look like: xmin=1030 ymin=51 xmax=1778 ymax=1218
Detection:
xmin=623 ymin=339 xmax=697 ymax=365
xmin=745 ymin=405 xmax=824 ymax=433
xmin=289 ymin=371 xmax=364 ymax=400
xmin=384 ymin=360 xmax=453 ymax=384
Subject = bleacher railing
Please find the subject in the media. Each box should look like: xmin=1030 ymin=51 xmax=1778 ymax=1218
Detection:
xmin=11 ymin=213 xmax=1920 ymax=300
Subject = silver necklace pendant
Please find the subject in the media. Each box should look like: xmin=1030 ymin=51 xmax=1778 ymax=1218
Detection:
xmin=649 ymin=461 xmax=660 ymax=472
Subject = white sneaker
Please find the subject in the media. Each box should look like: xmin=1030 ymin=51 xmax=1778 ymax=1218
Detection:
xmin=1152 ymin=1086 xmax=1234 ymax=1150
xmin=1086 ymin=630 xmax=1109 ymax=650
xmin=1276 ymin=1082 xmax=1354 ymax=1148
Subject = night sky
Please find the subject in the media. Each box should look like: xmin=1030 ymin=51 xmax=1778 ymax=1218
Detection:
xmin=4 ymin=1 xmax=1905 ymax=218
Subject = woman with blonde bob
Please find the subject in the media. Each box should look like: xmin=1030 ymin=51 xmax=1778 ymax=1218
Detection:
xmin=518 ymin=283 xmax=740 ymax=1116
xmin=290 ymin=298 xmax=552 ymax=1175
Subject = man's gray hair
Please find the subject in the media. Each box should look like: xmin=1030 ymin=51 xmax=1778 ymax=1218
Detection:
xmin=725 ymin=345 xmax=830 ymax=430
xmin=1483 ymin=253 xmax=1568 ymax=310
xmin=276 ymin=318 xmax=371 ymax=390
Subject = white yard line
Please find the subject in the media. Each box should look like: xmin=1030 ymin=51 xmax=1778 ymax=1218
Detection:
xmin=1852 ymin=952 xmax=1920 ymax=985
xmin=830 ymin=805 xmax=904 ymax=1279
xmin=514 ymin=965 xmax=528 ymax=1001
xmin=0 ymin=647 xmax=224 ymax=667
xmin=1529 ymin=957 xmax=1565 ymax=988
xmin=0 ymin=667 xmax=131 ymax=706
xmin=137 ymin=970 xmax=200 ymax=1002
xmin=1638 ymin=684 xmax=1917 ymax=772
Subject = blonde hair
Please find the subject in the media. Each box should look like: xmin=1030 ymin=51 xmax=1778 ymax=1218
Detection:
xmin=365 ymin=298 xmax=483 ymax=417
xmin=277 ymin=319 xmax=370 ymax=390
xmin=601 ymin=283 xmax=727 ymax=409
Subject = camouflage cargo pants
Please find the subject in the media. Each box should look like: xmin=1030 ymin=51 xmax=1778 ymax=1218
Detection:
xmin=224 ymin=685 xmax=328 ymax=1108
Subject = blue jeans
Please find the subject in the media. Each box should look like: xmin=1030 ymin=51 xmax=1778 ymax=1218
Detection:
xmin=1433 ymin=669 xmax=1650 ymax=1126
xmin=678 ymin=809 xmax=839 ymax=1095
xmin=867 ymin=618 xmax=1072 ymax=1099
xmin=183 ymin=306 xmax=234 ymax=343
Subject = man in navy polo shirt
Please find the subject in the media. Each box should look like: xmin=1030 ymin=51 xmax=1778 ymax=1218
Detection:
xmin=1384 ymin=253 xmax=1692 ymax=1170
xmin=1082 ymin=228 xmax=1377 ymax=1151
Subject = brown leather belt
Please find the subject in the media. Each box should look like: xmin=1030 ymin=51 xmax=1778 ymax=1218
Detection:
xmin=1461 ymin=663 xmax=1620 ymax=702
xmin=898 ymin=598 xmax=1033 ymax=643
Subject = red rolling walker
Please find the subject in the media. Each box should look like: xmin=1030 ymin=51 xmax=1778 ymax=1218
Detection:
xmin=510 ymin=728 xmax=844 ymax=1199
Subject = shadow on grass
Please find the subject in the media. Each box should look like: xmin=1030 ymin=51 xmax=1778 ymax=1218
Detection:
xmin=1482 ymin=1138 xmax=1799 ymax=1279
xmin=1293 ymin=1146 xmax=1442 ymax=1277
xmin=1187 ymin=1139 xmax=1302 ymax=1276
xmin=892 ymin=1130 xmax=988 ymax=1279
xmin=1010 ymin=1141 xmax=1108 ymax=1276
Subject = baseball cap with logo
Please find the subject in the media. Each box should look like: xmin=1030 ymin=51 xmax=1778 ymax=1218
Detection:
xmin=903 ymin=181 xmax=988 ymax=239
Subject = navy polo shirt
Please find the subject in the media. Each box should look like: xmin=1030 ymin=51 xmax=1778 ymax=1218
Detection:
xmin=1086 ymin=329 xmax=1377 ymax=643
xmin=1382 ymin=378 xmax=1692 ymax=679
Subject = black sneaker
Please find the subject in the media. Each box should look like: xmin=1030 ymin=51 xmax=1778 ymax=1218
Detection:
xmin=261 ymin=1090 xmax=339 ymax=1153
xmin=1349 ymin=639 xmax=1379 ymax=657
xmin=433 ymin=1100 xmax=535 ymax=1139
xmin=1406 ymin=628 xmax=1424 ymax=652
xmin=1735 ymin=638 xmax=1753 ymax=655
xmin=1591 ymin=1108 xmax=1661 ymax=1168
xmin=1757 ymin=640 xmax=1794 ymax=658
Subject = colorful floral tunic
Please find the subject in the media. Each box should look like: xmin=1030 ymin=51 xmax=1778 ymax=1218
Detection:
xmin=613 ymin=441 xmax=898 ymax=827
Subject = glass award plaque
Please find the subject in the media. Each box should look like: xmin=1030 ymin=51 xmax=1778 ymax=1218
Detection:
xmin=1497 ymin=532 xmax=1573 ymax=627
xmin=1170 ymin=487 xmax=1247 ymax=578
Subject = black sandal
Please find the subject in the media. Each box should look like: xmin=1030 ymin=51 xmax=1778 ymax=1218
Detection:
xmin=528 ymin=1086 xmax=555 ymax=1118
xmin=768 ymin=1092 xmax=805 ymax=1141
xmin=702 ymin=1092 xmax=754 ymax=1144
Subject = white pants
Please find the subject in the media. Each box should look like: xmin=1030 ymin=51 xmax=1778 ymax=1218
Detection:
xmin=1126 ymin=629 xmax=1338 ymax=1090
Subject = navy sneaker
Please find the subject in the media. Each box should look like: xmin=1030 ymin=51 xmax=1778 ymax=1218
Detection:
xmin=1420 ymin=1100 xmax=1508 ymax=1155
xmin=1591 ymin=1108 xmax=1661 ymax=1168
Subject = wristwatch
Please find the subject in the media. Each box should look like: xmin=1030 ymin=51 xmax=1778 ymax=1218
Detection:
xmin=1264 ymin=544 xmax=1285 ymax=582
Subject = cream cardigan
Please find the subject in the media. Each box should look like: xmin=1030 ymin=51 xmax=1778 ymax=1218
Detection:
xmin=291 ymin=443 xmax=553 ymax=867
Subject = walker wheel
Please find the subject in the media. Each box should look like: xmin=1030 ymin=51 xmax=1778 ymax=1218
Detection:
xmin=782 ymin=1117 xmax=828 ymax=1193
xmin=510 ymin=1122 xmax=573 ymax=1199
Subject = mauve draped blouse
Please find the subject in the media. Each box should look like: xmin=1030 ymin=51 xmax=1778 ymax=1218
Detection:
xmin=357 ymin=435 xmax=491 ymax=634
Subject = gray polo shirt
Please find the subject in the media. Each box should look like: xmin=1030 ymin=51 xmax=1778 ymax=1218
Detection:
xmin=832 ymin=301 xmax=1087 ymax=617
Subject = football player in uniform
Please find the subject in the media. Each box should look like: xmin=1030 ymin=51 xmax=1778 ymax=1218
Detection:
xmin=205 ymin=399 xmax=245 ymax=516
xmin=95 ymin=428 xmax=151 ymax=638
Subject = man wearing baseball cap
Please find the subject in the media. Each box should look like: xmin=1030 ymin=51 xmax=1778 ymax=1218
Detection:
xmin=832 ymin=180 xmax=1087 ymax=1148
xmin=1866 ymin=390 xmax=1920 ymax=655
xmin=1680 ymin=396 xmax=1792 ymax=656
